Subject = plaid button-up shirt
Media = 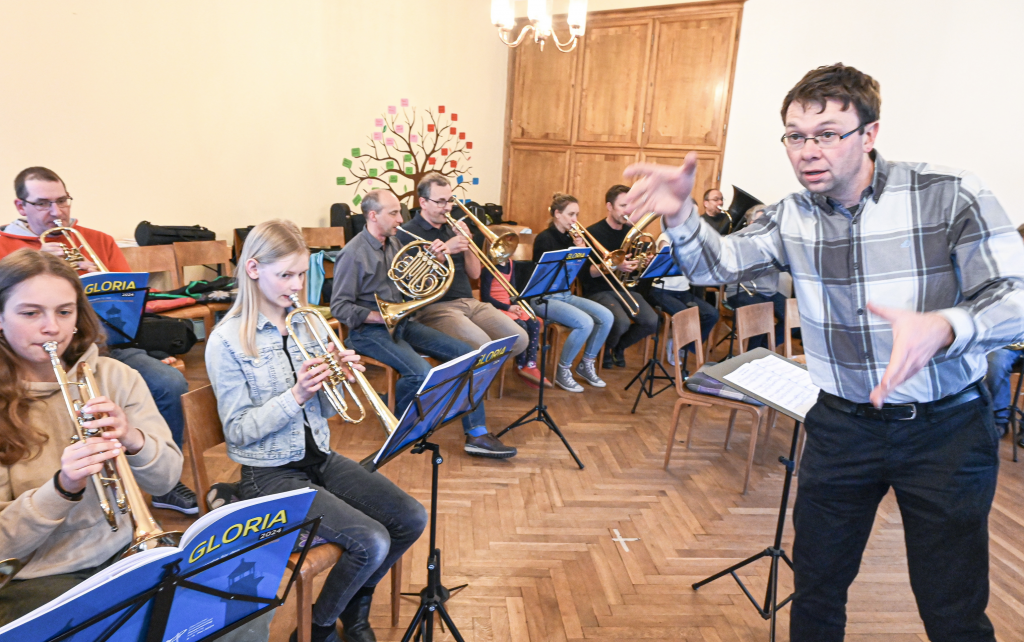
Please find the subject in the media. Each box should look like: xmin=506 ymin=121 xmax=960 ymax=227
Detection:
xmin=667 ymin=151 xmax=1024 ymax=403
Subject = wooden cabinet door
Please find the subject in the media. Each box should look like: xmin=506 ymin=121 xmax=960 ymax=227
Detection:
xmin=507 ymin=146 xmax=571 ymax=234
xmin=568 ymin=149 xmax=641 ymax=227
xmin=510 ymin=38 xmax=578 ymax=143
xmin=640 ymin=151 xmax=721 ymax=205
xmin=575 ymin=21 xmax=652 ymax=146
xmin=643 ymin=13 xmax=739 ymax=149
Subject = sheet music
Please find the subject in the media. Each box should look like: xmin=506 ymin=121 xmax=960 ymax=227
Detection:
xmin=722 ymin=356 xmax=820 ymax=420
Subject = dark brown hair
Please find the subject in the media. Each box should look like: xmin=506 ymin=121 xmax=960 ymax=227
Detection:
xmin=605 ymin=184 xmax=629 ymax=205
xmin=0 ymin=250 xmax=106 ymax=465
xmin=416 ymin=172 xmax=450 ymax=201
xmin=14 ymin=167 xmax=65 ymax=201
xmin=549 ymin=192 xmax=578 ymax=216
xmin=781 ymin=63 xmax=881 ymax=126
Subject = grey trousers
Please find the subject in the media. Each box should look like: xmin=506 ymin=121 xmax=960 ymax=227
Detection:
xmin=414 ymin=297 xmax=529 ymax=357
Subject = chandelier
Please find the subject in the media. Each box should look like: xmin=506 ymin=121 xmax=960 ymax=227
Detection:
xmin=490 ymin=0 xmax=587 ymax=53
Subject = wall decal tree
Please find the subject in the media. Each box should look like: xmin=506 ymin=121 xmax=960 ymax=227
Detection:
xmin=336 ymin=102 xmax=478 ymax=207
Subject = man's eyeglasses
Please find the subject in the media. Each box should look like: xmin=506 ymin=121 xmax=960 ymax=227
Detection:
xmin=780 ymin=125 xmax=863 ymax=150
xmin=423 ymin=196 xmax=456 ymax=206
xmin=20 ymin=196 xmax=73 ymax=210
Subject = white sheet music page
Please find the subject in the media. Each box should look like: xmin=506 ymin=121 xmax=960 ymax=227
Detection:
xmin=722 ymin=355 xmax=820 ymax=420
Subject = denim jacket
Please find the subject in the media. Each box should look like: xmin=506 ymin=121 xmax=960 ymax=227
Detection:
xmin=205 ymin=312 xmax=339 ymax=467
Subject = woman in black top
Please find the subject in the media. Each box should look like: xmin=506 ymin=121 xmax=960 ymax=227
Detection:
xmin=529 ymin=194 xmax=614 ymax=392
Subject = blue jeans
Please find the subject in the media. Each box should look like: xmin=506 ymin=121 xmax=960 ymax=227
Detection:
xmin=109 ymin=347 xmax=188 ymax=447
xmin=346 ymin=320 xmax=487 ymax=436
xmin=792 ymin=387 xmax=998 ymax=642
xmin=985 ymin=348 xmax=1023 ymax=426
xmin=647 ymin=288 xmax=719 ymax=345
xmin=530 ymin=292 xmax=613 ymax=367
xmin=239 ymin=452 xmax=427 ymax=628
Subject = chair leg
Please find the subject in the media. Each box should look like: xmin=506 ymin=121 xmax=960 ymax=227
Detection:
xmin=201 ymin=311 xmax=214 ymax=343
xmin=742 ymin=409 xmax=764 ymax=495
xmin=665 ymin=400 xmax=686 ymax=468
xmin=391 ymin=557 xmax=403 ymax=627
xmin=724 ymin=409 xmax=738 ymax=450
xmin=295 ymin=575 xmax=313 ymax=642
xmin=683 ymin=405 xmax=700 ymax=451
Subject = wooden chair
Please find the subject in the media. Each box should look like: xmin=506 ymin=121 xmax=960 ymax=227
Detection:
xmin=122 ymin=244 xmax=215 ymax=343
xmin=181 ymin=385 xmax=403 ymax=634
xmin=302 ymin=227 xmax=346 ymax=250
xmin=172 ymin=240 xmax=234 ymax=326
xmin=782 ymin=297 xmax=801 ymax=359
xmin=663 ymin=307 xmax=777 ymax=494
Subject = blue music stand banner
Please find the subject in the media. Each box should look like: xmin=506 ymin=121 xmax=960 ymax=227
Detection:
xmin=519 ymin=248 xmax=590 ymax=300
xmin=368 ymin=335 xmax=518 ymax=468
xmin=639 ymin=246 xmax=682 ymax=280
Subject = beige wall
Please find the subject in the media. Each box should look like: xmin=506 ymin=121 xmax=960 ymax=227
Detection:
xmin=0 ymin=1 xmax=510 ymax=243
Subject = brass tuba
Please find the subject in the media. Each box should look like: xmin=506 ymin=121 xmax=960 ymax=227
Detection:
xmin=39 ymin=226 xmax=109 ymax=272
xmin=43 ymin=341 xmax=181 ymax=556
xmin=620 ymin=212 xmax=660 ymax=287
xmin=378 ymin=232 xmax=455 ymax=335
xmin=286 ymin=295 xmax=399 ymax=435
xmin=569 ymin=222 xmax=640 ymax=317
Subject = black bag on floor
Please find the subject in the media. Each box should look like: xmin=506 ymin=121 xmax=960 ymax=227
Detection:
xmin=135 ymin=221 xmax=216 ymax=246
xmin=133 ymin=314 xmax=198 ymax=356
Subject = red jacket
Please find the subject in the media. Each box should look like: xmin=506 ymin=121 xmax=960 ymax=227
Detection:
xmin=0 ymin=222 xmax=131 ymax=274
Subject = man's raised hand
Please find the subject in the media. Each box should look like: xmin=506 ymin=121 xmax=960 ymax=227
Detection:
xmin=623 ymin=152 xmax=699 ymax=227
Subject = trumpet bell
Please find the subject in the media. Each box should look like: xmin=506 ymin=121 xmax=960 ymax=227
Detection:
xmin=487 ymin=231 xmax=519 ymax=265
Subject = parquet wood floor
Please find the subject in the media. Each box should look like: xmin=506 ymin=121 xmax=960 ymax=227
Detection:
xmin=161 ymin=341 xmax=1024 ymax=642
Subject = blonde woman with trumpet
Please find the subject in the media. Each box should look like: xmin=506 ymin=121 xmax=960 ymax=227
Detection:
xmin=206 ymin=219 xmax=426 ymax=642
xmin=0 ymin=250 xmax=181 ymax=626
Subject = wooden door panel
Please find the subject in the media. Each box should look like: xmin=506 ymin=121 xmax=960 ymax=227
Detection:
xmin=511 ymin=39 xmax=577 ymax=143
xmin=568 ymin=149 xmax=641 ymax=227
xmin=576 ymin=21 xmax=652 ymax=145
xmin=644 ymin=15 xmax=737 ymax=149
xmin=507 ymin=146 xmax=571 ymax=235
xmin=641 ymin=152 xmax=721 ymax=205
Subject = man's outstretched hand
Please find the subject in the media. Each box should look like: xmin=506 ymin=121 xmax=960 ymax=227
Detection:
xmin=623 ymin=152 xmax=699 ymax=227
xmin=867 ymin=302 xmax=954 ymax=408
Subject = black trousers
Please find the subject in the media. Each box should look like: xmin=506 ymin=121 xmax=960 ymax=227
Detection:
xmin=791 ymin=386 xmax=999 ymax=642
xmin=590 ymin=290 xmax=658 ymax=352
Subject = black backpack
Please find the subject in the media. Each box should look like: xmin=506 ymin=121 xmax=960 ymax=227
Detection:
xmin=135 ymin=221 xmax=216 ymax=246
xmin=133 ymin=314 xmax=198 ymax=358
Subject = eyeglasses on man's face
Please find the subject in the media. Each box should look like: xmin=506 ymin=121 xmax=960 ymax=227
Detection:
xmin=780 ymin=125 xmax=864 ymax=150
xmin=423 ymin=196 xmax=456 ymax=207
xmin=20 ymin=196 xmax=73 ymax=211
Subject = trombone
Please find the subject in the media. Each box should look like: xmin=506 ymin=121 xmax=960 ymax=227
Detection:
xmin=569 ymin=222 xmax=640 ymax=317
xmin=445 ymin=201 xmax=536 ymax=320
xmin=39 ymin=226 xmax=109 ymax=272
xmin=43 ymin=341 xmax=181 ymax=555
xmin=286 ymin=294 xmax=399 ymax=436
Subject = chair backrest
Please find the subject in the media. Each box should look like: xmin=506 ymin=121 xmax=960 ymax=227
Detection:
xmin=181 ymin=384 xmax=225 ymax=516
xmin=302 ymin=227 xmax=346 ymax=250
xmin=512 ymin=233 xmax=534 ymax=262
xmin=735 ymin=301 xmax=775 ymax=354
xmin=671 ymin=307 xmax=704 ymax=394
xmin=122 ymin=245 xmax=182 ymax=289
xmin=783 ymin=297 xmax=801 ymax=358
xmin=173 ymin=240 xmax=233 ymax=286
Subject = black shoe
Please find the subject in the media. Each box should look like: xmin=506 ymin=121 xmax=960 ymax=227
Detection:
xmin=602 ymin=347 xmax=615 ymax=370
xmin=152 ymin=481 xmax=199 ymax=515
xmin=339 ymin=589 xmax=377 ymax=642
xmin=612 ymin=347 xmax=626 ymax=368
xmin=465 ymin=433 xmax=517 ymax=458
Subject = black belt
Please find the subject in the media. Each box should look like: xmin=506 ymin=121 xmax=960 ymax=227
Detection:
xmin=819 ymin=382 xmax=983 ymax=421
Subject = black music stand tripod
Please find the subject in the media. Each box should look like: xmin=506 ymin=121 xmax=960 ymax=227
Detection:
xmin=497 ymin=248 xmax=589 ymax=469
xmin=692 ymin=418 xmax=801 ymax=642
xmin=624 ymin=293 xmax=675 ymax=413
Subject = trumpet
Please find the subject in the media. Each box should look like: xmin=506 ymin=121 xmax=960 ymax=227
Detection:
xmin=444 ymin=204 xmax=536 ymax=320
xmin=286 ymin=295 xmax=399 ymax=436
xmin=569 ymin=222 xmax=640 ymax=317
xmin=43 ymin=341 xmax=181 ymax=556
xmin=0 ymin=558 xmax=22 ymax=591
xmin=379 ymin=231 xmax=455 ymax=335
xmin=39 ymin=226 xmax=109 ymax=272
xmin=620 ymin=212 xmax=660 ymax=287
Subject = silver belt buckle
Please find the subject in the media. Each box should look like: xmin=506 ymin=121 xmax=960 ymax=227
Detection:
xmin=895 ymin=403 xmax=917 ymax=420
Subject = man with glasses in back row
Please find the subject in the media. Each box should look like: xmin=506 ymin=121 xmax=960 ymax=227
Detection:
xmin=624 ymin=64 xmax=1024 ymax=641
xmin=3 ymin=167 xmax=198 ymax=515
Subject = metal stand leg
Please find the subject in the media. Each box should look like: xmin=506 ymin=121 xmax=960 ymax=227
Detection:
xmin=625 ymin=313 xmax=675 ymax=413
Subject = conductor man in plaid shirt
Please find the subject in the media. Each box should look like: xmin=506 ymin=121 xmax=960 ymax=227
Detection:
xmin=625 ymin=64 xmax=1024 ymax=641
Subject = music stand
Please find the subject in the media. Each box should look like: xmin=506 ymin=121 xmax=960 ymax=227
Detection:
xmin=495 ymin=248 xmax=590 ymax=469
xmin=32 ymin=517 xmax=322 ymax=642
xmin=692 ymin=348 xmax=817 ymax=642
xmin=364 ymin=336 xmax=517 ymax=642
xmin=624 ymin=247 xmax=678 ymax=412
